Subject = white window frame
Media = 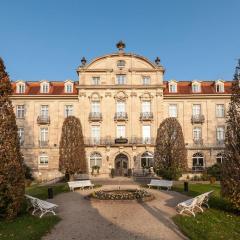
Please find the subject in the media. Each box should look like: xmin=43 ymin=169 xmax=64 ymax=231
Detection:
xmin=18 ymin=127 xmax=24 ymax=145
xmin=91 ymin=101 xmax=100 ymax=113
xmin=116 ymin=101 xmax=125 ymax=113
xmin=40 ymin=82 xmax=49 ymax=93
xmin=142 ymin=76 xmax=150 ymax=85
xmin=169 ymin=83 xmax=177 ymax=93
xmin=168 ymin=104 xmax=178 ymax=117
xmin=92 ymin=77 xmax=100 ymax=85
xmin=91 ymin=125 xmax=100 ymax=143
xmin=16 ymin=105 xmax=25 ymax=118
xmin=116 ymin=75 xmax=126 ymax=85
xmin=216 ymin=83 xmax=224 ymax=93
xmin=192 ymin=83 xmax=201 ymax=93
xmin=216 ymin=126 xmax=225 ymax=141
xmin=216 ymin=104 xmax=225 ymax=118
xmin=65 ymin=83 xmax=73 ymax=93
xmin=17 ymin=83 xmax=25 ymax=93
xmin=39 ymin=154 xmax=49 ymax=165
xmin=142 ymin=101 xmax=151 ymax=113
xmin=40 ymin=127 xmax=48 ymax=142
xmin=90 ymin=152 xmax=102 ymax=167
xmin=192 ymin=104 xmax=201 ymax=116
xmin=193 ymin=127 xmax=202 ymax=140
xmin=116 ymin=125 xmax=126 ymax=138
xmin=40 ymin=105 xmax=49 ymax=117
xmin=142 ymin=125 xmax=151 ymax=142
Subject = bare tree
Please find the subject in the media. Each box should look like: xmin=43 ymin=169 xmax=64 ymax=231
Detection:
xmin=154 ymin=117 xmax=187 ymax=180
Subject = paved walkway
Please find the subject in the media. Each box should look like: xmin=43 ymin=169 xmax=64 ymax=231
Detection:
xmin=43 ymin=180 xmax=189 ymax=240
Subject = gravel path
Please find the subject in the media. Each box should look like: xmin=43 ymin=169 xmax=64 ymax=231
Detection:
xmin=43 ymin=183 xmax=189 ymax=240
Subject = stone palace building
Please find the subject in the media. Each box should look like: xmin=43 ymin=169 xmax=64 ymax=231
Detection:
xmin=11 ymin=42 xmax=232 ymax=181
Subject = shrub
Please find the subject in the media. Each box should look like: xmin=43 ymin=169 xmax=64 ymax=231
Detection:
xmin=207 ymin=163 xmax=222 ymax=181
xmin=23 ymin=163 xmax=34 ymax=181
xmin=157 ymin=167 xmax=182 ymax=180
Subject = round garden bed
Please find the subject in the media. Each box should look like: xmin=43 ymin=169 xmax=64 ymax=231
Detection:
xmin=88 ymin=189 xmax=154 ymax=202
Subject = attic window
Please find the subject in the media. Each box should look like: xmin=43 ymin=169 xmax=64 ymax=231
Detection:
xmin=65 ymin=83 xmax=73 ymax=93
xmin=40 ymin=82 xmax=49 ymax=93
xmin=216 ymin=83 xmax=224 ymax=93
xmin=16 ymin=83 xmax=26 ymax=93
xmin=117 ymin=60 xmax=126 ymax=68
xmin=192 ymin=82 xmax=201 ymax=93
xmin=169 ymin=82 xmax=177 ymax=93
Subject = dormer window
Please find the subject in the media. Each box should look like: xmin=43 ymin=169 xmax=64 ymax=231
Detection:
xmin=192 ymin=82 xmax=201 ymax=93
xmin=142 ymin=76 xmax=150 ymax=85
xmin=16 ymin=81 xmax=26 ymax=93
xmin=64 ymin=80 xmax=73 ymax=93
xmin=40 ymin=81 xmax=50 ymax=93
xmin=216 ymin=81 xmax=224 ymax=93
xmin=169 ymin=81 xmax=177 ymax=93
xmin=117 ymin=60 xmax=126 ymax=68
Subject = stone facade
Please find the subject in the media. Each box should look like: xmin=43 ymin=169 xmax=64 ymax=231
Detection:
xmin=11 ymin=44 xmax=232 ymax=181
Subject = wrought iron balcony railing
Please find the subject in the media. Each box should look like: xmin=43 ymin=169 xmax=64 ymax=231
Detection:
xmin=114 ymin=112 xmax=128 ymax=121
xmin=140 ymin=112 xmax=153 ymax=121
xmin=37 ymin=115 xmax=50 ymax=124
xmin=88 ymin=112 xmax=102 ymax=121
xmin=39 ymin=140 xmax=49 ymax=148
xmin=84 ymin=137 xmax=155 ymax=146
xmin=216 ymin=139 xmax=225 ymax=146
xmin=191 ymin=114 xmax=205 ymax=124
xmin=193 ymin=138 xmax=203 ymax=145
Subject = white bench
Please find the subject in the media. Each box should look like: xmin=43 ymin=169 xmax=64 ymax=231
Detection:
xmin=68 ymin=180 xmax=94 ymax=191
xmin=147 ymin=179 xmax=173 ymax=190
xmin=25 ymin=194 xmax=58 ymax=218
xmin=176 ymin=191 xmax=213 ymax=217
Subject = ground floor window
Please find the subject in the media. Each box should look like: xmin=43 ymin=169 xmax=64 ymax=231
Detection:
xmin=90 ymin=152 xmax=102 ymax=167
xmin=39 ymin=154 xmax=48 ymax=165
xmin=216 ymin=153 xmax=224 ymax=164
xmin=141 ymin=151 xmax=153 ymax=168
xmin=192 ymin=152 xmax=204 ymax=171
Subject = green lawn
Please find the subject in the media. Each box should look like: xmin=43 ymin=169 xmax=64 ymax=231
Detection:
xmin=172 ymin=183 xmax=240 ymax=240
xmin=0 ymin=183 xmax=69 ymax=240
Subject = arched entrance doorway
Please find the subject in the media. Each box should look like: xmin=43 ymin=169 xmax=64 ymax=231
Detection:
xmin=115 ymin=153 xmax=128 ymax=176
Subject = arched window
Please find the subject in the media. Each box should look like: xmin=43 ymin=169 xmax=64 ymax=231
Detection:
xmin=141 ymin=151 xmax=153 ymax=168
xmin=192 ymin=152 xmax=204 ymax=171
xmin=216 ymin=153 xmax=224 ymax=164
xmin=90 ymin=152 xmax=102 ymax=167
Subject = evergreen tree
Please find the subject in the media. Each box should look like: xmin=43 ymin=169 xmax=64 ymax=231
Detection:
xmin=222 ymin=60 xmax=240 ymax=210
xmin=59 ymin=116 xmax=87 ymax=180
xmin=154 ymin=117 xmax=187 ymax=180
xmin=0 ymin=58 xmax=25 ymax=220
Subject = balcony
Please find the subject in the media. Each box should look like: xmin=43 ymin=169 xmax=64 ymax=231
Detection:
xmin=37 ymin=115 xmax=50 ymax=124
xmin=193 ymin=138 xmax=203 ymax=145
xmin=140 ymin=112 xmax=153 ymax=121
xmin=114 ymin=112 xmax=128 ymax=121
xmin=191 ymin=114 xmax=205 ymax=124
xmin=88 ymin=112 xmax=102 ymax=122
xmin=39 ymin=140 xmax=49 ymax=148
xmin=216 ymin=139 xmax=225 ymax=146
xmin=115 ymin=137 xmax=128 ymax=144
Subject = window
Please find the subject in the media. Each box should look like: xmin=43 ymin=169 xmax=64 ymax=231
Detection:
xmin=216 ymin=127 xmax=225 ymax=141
xmin=40 ymin=128 xmax=48 ymax=142
xmin=192 ymin=83 xmax=201 ymax=93
xmin=192 ymin=152 xmax=204 ymax=171
xmin=64 ymin=105 xmax=74 ymax=117
xmin=90 ymin=152 xmax=102 ymax=167
xmin=142 ymin=101 xmax=150 ymax=113
xmin=169 ymin=83 xmax=177 ymax=93
xmin=91 ymin=126 xmax=100 ymax=144
xmin=216 ymin=104 xmax=225 ymax=118
xmin=117 ymin=125 xmax=125 ymax=138
xmin=216 ymin=83 xmax=224 ymax=93
xmin=192 ymin=104 xmax=201 ymax=116
xmin=40 ymin=105 xmax=49 ymax=117
xmin=16 ymin=105 xmax=25 ymax=118
xmin=65 ymin=84 xmax=73 ymax=93
xmin=142 ymin=76 xmax=150 ymax=85
xmin=116 ymin=75 xmax=126 ymax=85
xmin=116 ymin=101 xmax=125 ymax=113
xmin=169 ymin=104 xmax=177 ymax=117
xmin=141 ymin=152 xmax=153 ymax=168
xmin=39 ymin=155 xmax=48 ymax=165
xmin=142 ymin=125 xmax=151 ymax=143
xmin=17 ymin=83 xmax=25 ymax=93
xmin=40 ymin=82 xmax=49 ymax=93
xmin=193 ymin=127 xmax=202 ymax=140
xmin=91 ymin=101 xmax=100 ymax=113
xmin=92 ymin=77 xmax=100 ymax=85
xmin=18 ymin=127 xmax=24 ymax=145
xmin=117 ymin=60 xmax=126 ymax=68
xmin=216 ymin=153 xmax=224 ymax=164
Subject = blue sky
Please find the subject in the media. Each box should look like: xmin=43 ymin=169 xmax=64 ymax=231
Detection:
xmin=0 ymin=0 xmax=239 ymax=81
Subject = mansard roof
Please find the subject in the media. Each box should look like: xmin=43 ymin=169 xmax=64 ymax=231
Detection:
xmin=163 ymin=81 xmax=232 ymax=95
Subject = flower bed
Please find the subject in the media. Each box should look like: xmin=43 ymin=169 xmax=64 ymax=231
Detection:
xmin=90 ymin=189 xmax=154 ymax=201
